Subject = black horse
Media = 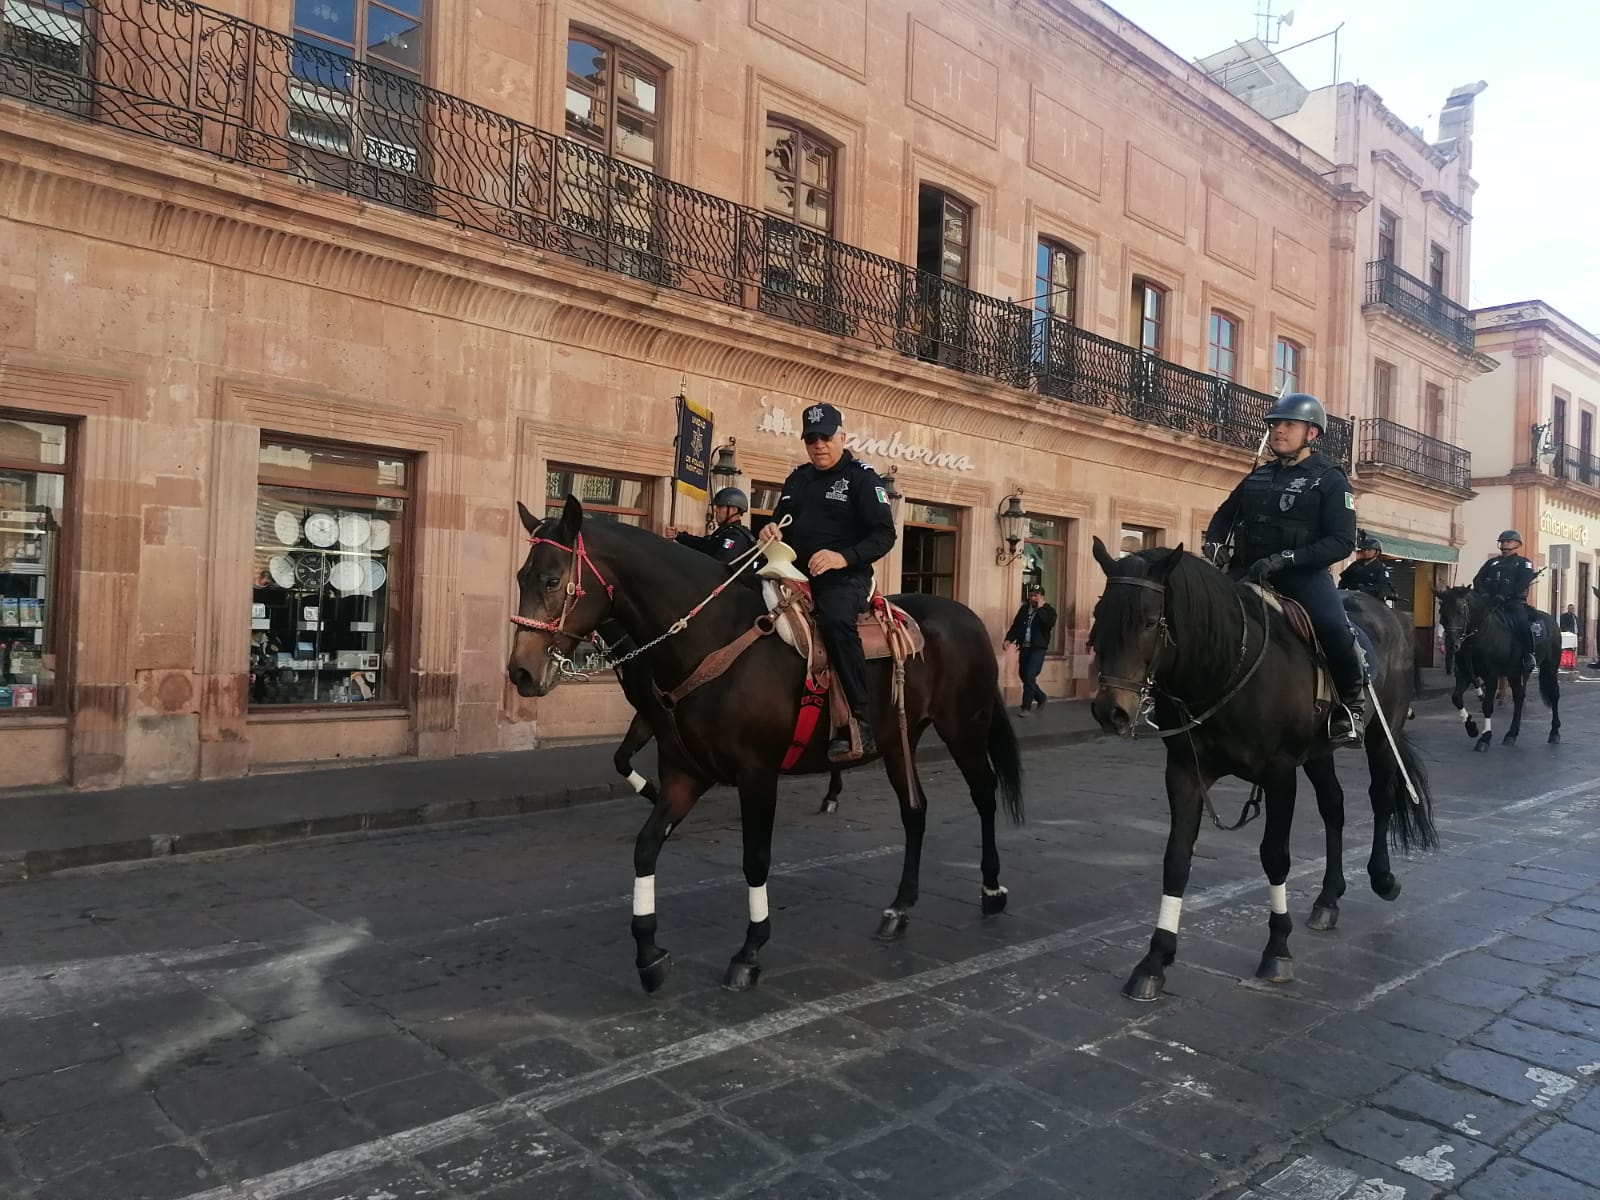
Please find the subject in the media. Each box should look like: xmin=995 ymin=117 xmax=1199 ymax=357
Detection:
xmin=599 ymin=620 xmax=847 ymax=813
xmin=508 ymin=498 xmax=1024 ymax=993
xmin=1089 ymin=540 xmax=1435 ymax=1001
xmin=1435 ymin=585 xmax=1561 ymax=749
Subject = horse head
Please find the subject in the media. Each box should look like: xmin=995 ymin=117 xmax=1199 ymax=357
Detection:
xmin=1434 ymin=585 xmax=1475 ymax=653
xmin=507 ymin=496 xmax=616 ymax=696
xmin=1087 ymin=536 xmax=1185 ymax=736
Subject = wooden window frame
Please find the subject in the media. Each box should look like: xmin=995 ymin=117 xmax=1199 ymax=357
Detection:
xmin=0 ymin=412 xmax=72 ymax=716
xmin=1374 ymin=360 xmax=1395 ymax=423
xmin=1429 ymin=242 xmax=1448 ymax=295
xmin=1133 ymin=278 xmax=1166 ymax=356
xmin=1207 ymin=310 xmax=1240 ymax=382
xmin=1035 ymin=238 xmax=1079 ymax=326
xmin=563 ymin=30 xmax=665 ymax=170
xmin=1377 ymin=209 xmax=1398 ymax=264
xmin=901 ymin=501 xmax=960 ymax=599
xmin=1274 ymin=338 xmax=1302 ymax=394
xmin=1021 ymin=514 xmax=1068 ymax=656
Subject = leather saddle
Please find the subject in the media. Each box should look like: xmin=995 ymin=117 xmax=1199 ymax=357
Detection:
xmin=760 ymin=578 xmax=926 ymax=680
xmin=1244 ymin=583 xmax=1336 ymax=708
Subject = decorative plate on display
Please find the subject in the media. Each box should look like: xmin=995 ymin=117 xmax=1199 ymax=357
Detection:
xmin=273 ymin=510 xmax=302 ymax=547
xmin=337 ymin=514 xmax=371 ymax=548
xmin=367 ymin=519 xmax=391 ymax=551
xmin=304 ymin=513 xmax=339 ymax=548
xmin=293 ymin=553 xmax=329 ymax=590
xmin=267 ymin=555 xmax=296 ymax=589
xmin=328 ymin=559 xmax=366 ymax=594
xmin=364 ymin=560 xmax=387 ymax=593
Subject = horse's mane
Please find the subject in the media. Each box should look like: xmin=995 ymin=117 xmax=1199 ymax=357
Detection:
xmin=1097 ymin=548 xmax=1246 ymax=690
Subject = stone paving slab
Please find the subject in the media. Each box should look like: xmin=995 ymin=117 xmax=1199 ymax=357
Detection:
xmin=0 ymin=695 xmax=1598 ymax=1198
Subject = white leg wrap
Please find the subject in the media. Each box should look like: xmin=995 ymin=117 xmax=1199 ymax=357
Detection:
xmin=1269 ymin=883 xmax=1288 ymax=915
xmin=627 ymin=770 xmax=648 ymax=793
xmin=633 ymin=875 xmax=656 ymax=916
xmin=1157 ymin=895 xmax=1183 ymax=934
xmin=1458 ymin=708 xmax=1470 ymax=723
xmin=1483 ymin=717 xmax=1491 ymax=733
xmin=748 ymin=884 xmax=769 ymax=924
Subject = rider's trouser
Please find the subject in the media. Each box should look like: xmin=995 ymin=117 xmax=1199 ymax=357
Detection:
xmin=812 ymin=570 xmax=872 ymax=718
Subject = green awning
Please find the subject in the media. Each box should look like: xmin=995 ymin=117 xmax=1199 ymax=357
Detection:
xmin=1375 ymin=533 xmax=1459 ymax=564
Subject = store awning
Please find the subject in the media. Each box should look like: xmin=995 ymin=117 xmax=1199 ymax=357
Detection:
xmin=1376 ymin=533 xmax=1459 ymax=564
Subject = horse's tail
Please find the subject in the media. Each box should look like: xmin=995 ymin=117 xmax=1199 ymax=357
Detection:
xmin=1384 ymin=728 xmax=1437 ymax=853
xmin=987 ymin=692 xmax=1025 ymax=826
xmin=1539 ymin=657 xmax=1560 ymax=709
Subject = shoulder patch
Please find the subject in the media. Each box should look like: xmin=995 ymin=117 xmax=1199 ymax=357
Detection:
xmin=874 ymin=486 xmax=888 ymax=505
xmin=1343 ymin=491 xmax=1356 ymax=509
xmin=723 ymin=537 xmax=736 ymax=549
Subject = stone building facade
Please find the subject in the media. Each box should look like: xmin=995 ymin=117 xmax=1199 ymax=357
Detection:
xmin=0 ymin=0 xmax=1359 ymax=789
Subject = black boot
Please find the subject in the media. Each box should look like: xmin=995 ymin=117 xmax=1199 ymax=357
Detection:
xmin=1328 ymin=688 xmax=1366 ymax=747
xmin=827 ymin=708 xmax=877 ymax=760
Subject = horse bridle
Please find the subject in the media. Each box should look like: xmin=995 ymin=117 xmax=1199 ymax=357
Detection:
xmin=508 ymin=531 xmax=615 ymax=680
xmin=1096 ymin=574 xmax=1270 ymax=739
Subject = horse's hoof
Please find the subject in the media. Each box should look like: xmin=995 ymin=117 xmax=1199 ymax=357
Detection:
xmin=1474 ymin=735 xmax=1492 ymax=752
xmin=1550 ymin=732 xmax=1562 ymax=745
xmin=1502 ymin=733 xmax=1518 ymax=746
xmin=1373 ymin=876 xmax=1401 ymax=902
xmin=981 ymin=886 xmax=1009 ymax=917
xmin=1407 ymin=707 xmax=1416 ymax=721
xmin=817 ymin=798 xmax=839 ymax=815
xmin=1122 ymin=972 xmax=1165 ymax=1002
xmin=721 ymin=959 xmax=761 ymax=991
xmin=1256 ymin=955 xmax=1295 ymax=984
xmin=638 ymin=951 xmax=674 ymax=994
xmin=1463 ymin=722 xmax=1479 ymax=738
xmin=875 ymin=909 xmax=911 ymax=941
xmin=1306 ymin=904 xmax=1339 ymax=932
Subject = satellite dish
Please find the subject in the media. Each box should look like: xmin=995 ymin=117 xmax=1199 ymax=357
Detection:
xmin=1281 ymin=9 xmax=1295 ymax=25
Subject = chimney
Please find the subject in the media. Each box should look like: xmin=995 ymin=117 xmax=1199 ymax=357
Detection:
xmin=1436 ymin=80 xmax=1487 ymax=168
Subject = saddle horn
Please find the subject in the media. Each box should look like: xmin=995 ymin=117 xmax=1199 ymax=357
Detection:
xmin=756 ymin=537 xmax=809 ymax=582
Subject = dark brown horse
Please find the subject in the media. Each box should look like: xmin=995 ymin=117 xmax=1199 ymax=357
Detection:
xmin=507 ymin=498 xmax=1023 ymax=993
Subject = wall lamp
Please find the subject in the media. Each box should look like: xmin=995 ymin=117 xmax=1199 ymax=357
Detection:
xmin=996 ymin=492 xmax=1030 ymax=565
xmin=710 ymin=439 xmax=740 ymax=482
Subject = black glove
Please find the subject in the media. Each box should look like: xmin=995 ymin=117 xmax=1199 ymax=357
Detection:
xmin=1247 ymin=551 xmax=1293 ymax=583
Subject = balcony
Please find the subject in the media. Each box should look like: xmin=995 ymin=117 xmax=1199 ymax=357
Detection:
xmin=1553 ymin=443 xmax=1600 ymax=490
xmin=1356 ymin=418 xmax=1472 ymax=493
xmin=1364 ymin=260 xmax=1476 ymax=354
xmin=0 ymin=0 xmax=1350 ymax=464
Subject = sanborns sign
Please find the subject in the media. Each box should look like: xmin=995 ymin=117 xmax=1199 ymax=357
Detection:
xmin=755 ymin=399 xmax=975 ymax=472
xmin=1540 ymin=509 xmax=1590 ymax=546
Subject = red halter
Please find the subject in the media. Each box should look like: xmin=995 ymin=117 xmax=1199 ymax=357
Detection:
xmin=509 ymin=531 xmax=614 ymax=642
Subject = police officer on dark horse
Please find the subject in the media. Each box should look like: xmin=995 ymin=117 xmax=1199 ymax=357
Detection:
xmin=1340 ymin=534 xmax=1399 ymax=605
xmin=1473 ymin=529 xmax=1539 ymax=676
xmin=1204 ymin=392 xmax=1368 ymax=745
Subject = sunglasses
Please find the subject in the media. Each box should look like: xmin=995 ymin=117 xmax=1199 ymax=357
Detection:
xmin=802 ymin=432 xmax=834 ymax=444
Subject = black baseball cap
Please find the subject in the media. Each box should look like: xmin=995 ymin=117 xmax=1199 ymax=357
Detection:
xmin=1027 ymin=583 xmax=1045 ymax=595
xmin=801 ymin=402 xmax=843 ymax=437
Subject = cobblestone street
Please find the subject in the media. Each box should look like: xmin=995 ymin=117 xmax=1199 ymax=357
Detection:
xmin=6 ymin=693 xmax=1600 ymax=1199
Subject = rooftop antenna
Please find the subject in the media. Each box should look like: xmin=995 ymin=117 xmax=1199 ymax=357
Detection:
xmin=1255 ymin=1 xmax=1295 ymax=47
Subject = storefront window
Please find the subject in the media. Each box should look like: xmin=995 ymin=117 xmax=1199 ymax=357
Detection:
xmin=0 ymin=417 xmax=67 ymax=712
xmin=1021 ymin=516 xmax=1068 ymax=653
xmin=253 ymin=441 xmax=408 ymax=707
xmin=545 ymin=466 xmax=652 ymax=672
xmin=1119 ymin=524 xmax=1162 ymax=556
xmin=749 ymin=481 xmax=783 ymax=537
xmin=902 ymin=501 xmax=959 ymax=599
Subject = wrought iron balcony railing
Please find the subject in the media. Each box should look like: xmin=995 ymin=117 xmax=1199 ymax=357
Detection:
xmin=1553 ymin=443 xmax=1600 ymax=490
xmin=0 ymin=0 xmax=1350 ymax=463
xmin=1356 ymin=418 xmax=1472 ymax=492
xmin=1364 ymin=259 xmax=1476 ymax=353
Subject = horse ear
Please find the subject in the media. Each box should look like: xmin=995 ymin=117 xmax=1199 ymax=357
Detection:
xmin=1153 ymin=545 xmax=1185 ymax=583
xmin=1431 ymin=586 xmax=1446 ymax=600
xmin=1091 ymin=535 xmax=1118 ymax=576
xmin=516 ymin=501 xmax=540 ymax=536
xmin=559 ymin=494 xmax=583 ymax=540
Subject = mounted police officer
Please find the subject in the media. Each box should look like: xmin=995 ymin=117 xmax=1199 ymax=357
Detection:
xmin=1203 ymin=392 xmax=1367 ymax=747
xmin=1339 ymin=533 xmax=1399 ymax=605
xmin=668 ymin=487 xmax=757 ymax=567
xmin=1471 ymin=530 xmax=1539 ymax=674
xmin=760 ymin=402 xmax=897 ymax=759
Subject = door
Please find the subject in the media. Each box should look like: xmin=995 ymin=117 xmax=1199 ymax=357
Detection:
xmin=1579 ymin=560 xmax=1592 ymax=656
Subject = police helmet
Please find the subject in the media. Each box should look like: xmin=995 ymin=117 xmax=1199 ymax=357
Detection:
xmin=711 ymin=487 xmax=749 ymax=513
xmin=1497 ymin=529 xmax=1523 ymax=544
xmin=1263 ymin=392 xmax=1327 ymax=435
xmin=1357 ymin=534 xmax=1383 ymax=552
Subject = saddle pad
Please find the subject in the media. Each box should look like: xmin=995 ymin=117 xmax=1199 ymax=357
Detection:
xmin=1244 ymin=583 xmax=1334 ymax=706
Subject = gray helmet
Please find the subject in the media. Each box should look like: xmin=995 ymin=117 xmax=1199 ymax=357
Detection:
xmin=1497 ymin=529 xmax=1523 ymax=544
xmin=1264 ymin=392 xmax=1327 ymax=435
xmin=1357 ymin=534 xmax=1382 ymax=552
xmin=711 ymin=487 xmax=749 ymax=512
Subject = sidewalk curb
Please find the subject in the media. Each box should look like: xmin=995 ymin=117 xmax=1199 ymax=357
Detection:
xmin=3 ymin=723 xmax=1108 ymax=881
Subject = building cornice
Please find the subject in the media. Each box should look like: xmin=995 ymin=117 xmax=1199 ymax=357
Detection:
xmin=1474 ymin=301 xmax=1600 ymax=368
xmin=1421 ymin=188 xmax=1473 ymax=225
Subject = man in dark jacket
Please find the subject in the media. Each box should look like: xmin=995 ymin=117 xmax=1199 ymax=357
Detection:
xmin=1204 ymin=392 xmax=1366 ymax=746
xmin=760 ymin=402 xmax=897 ymax=759
xmin=1472 ymin=530 xmax=1538 ymax=674
xmin=668 ymin=487 xmax=757 ymax=566
xmin=1339 ymin=533 xmax=1399 ymax=604
xmin=1005 ymin=584 xmax=1057 ymax=716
